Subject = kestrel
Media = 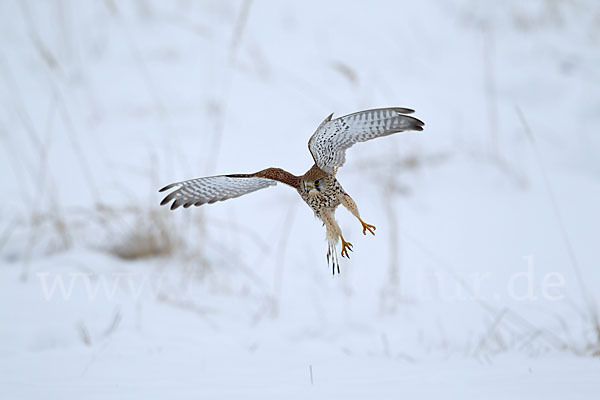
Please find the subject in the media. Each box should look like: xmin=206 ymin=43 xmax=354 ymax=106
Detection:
xmin=160 ymin=108 xmax=424 ymax=274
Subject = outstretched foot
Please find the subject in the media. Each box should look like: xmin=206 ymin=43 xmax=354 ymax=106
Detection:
xmin=359 ymin=218 xmax=376 ymax=236
xmin=340 ymin=236 xmax=353 ymax=259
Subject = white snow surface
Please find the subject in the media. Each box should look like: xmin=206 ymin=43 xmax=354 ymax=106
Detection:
xmin=1 ymin=0 xmax=600 ymax=398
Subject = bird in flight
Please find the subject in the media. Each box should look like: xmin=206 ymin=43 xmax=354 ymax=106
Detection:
xmin=160 ymin=108 xmax=424 ymax=274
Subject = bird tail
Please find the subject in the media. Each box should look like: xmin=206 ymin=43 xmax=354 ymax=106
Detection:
xmin=327 ymin=241 xmax=340 ymax=275
xmin=322 ymin=210 xmax=341 ymax=274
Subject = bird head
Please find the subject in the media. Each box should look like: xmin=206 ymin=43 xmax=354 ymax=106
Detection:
xmin=304 ymin=178 xmax=323 ymax=195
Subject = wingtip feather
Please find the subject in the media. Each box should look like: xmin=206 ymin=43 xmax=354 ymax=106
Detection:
xmin=406 ymin=115 xmax=425 ymax=131
xmin=159 ymin=182 xmax=178 ymax=192
xmin=392 ymin=107 xmax=415 ymax=114
xmin=160 ymin=190 xmax=178 ymax=206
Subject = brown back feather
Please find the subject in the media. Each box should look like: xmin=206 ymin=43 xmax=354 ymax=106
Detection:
xmin=228 ymin=168 xmax=300 ymax=188
xmin=301 ymin=164 xmax=329 ymax=181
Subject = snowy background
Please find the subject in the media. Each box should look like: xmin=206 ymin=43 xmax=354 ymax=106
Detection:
xmin=1 ymin=0 xmax=600 ymax=398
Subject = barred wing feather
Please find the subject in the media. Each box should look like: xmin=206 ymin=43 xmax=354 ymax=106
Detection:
xmin=159 ymin=175 xmax=276 ymax=210
xmin=308 ymin=107 xmax=424 ymax=173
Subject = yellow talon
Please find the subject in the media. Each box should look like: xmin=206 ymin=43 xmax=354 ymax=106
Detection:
xmin=359 ymin=218 xmax=376 ymax=236
xmin=340 ymin=235 xmax=353 ymax=258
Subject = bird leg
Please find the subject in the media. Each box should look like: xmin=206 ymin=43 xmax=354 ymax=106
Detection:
xmin=342 ymin=193 xmax=376 ymax=236
xmin=358 ymin=217 xmax=376 ymax=236
xmin=340 ymin=234 xmax=353 ymax=258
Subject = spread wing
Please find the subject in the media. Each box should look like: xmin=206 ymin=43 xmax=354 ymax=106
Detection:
xmin=308 ymin=107 xmax=424 ymax=173
xmin=159 ymin=175 xmax=276 ymax=210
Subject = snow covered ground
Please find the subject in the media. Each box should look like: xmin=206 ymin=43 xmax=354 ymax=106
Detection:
xmin=1 ymin=0 xmax=600 ymax=398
